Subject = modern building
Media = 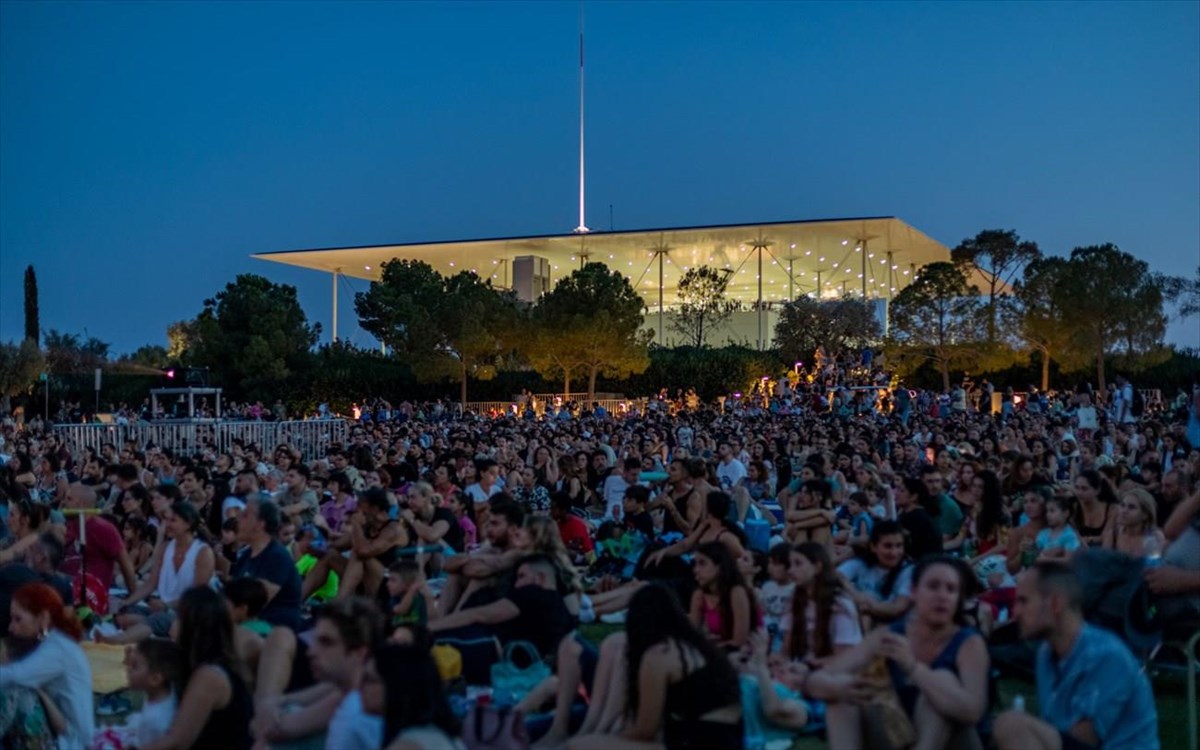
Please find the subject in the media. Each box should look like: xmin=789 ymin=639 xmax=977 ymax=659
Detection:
xmin=254 ymin=216 xmax=949 ymax=349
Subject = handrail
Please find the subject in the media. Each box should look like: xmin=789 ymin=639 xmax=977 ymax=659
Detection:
xmin=53 ymin=419 xmax=350 ymax=461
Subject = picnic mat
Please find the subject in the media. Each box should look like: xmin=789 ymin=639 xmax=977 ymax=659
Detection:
xmin=82 ymin=641 xmax=129 ymax=695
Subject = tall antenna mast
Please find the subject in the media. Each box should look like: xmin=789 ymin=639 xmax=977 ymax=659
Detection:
xmin=573 ymin=2 xmax=590 ymax=234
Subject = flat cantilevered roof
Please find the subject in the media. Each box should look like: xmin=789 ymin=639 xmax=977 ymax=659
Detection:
xmin=253 ymin=216 xmax=949 ymax=306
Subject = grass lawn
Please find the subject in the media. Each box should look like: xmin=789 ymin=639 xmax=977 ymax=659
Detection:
xmin=579 ymin=624 xmax=1192 ymax=749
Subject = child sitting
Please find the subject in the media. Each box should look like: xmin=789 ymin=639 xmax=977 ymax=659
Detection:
xmin=293 ymin=525 xmax=338 ymax=603
xmin=1036 ymin=495 xmax=1082 ymax=561
xmin=385 ymin=559 xmax=437 ymax=641
xmin=757 ymin=544 xmax=795 ymax=652
xmin=92 ymin=639 xmax=181 ymax=750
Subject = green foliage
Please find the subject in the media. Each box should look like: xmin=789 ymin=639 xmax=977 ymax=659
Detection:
xmin=887 ymin=262 xmax=984 ymax=391
xmin=1015 ymin=257 xmax=1088 ymax=390
xmin=950 ymin=229 xmax=1040 ymax=344
xmin=0 ymin=339 xmax=44 ymax=405
xmin=23 ymin=266 xmax=39 ymax=344
xmin=286 ymin=343 xmax=416 ymax=415
xmin=43 ymin=330 xmax=110 ymax=374
xmin=527 ymin=262 xmax=651 ymax=401
xmin=1050 ymin=244 xmax=1169 ymax=392
xmin=668 ymin=266 xmax=739 ymax=348
xmin=630 ymin=345 xmax=782 ymax=400
xmin=355 ymin=260 xmax=520 ymax=402
xmin=176 ymin=274 xmax=319 ymax=401
xmin=1165 ymin=265 xmax=1200 ymax=320
xmin=774 ymin=296 xmax=881 ymax=365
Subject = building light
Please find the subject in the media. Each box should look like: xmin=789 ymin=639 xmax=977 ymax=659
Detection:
xmin=364 ymin=265 xmax=371 ymax=270
xmin=819 ymin=257 xmax=825 ymax=262
xmin=832 ymin=262 xmax=839 ymax=268
xmin=790 ymin=243 xmax=796 ymax=249
xmin=805 ymin=250 xmax=811 ymax=256
xmin=842 ymin=240 xmax=848 ymax=245
xmin=449 ymin=262 xmax=455 ymax=267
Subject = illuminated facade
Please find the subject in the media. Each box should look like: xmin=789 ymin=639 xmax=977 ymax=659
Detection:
xmin=254 ymin=216 xmax=949 ymax=348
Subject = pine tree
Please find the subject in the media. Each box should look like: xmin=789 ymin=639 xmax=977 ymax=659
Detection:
xmin=23 ymin=265 xmax=39 ymax=344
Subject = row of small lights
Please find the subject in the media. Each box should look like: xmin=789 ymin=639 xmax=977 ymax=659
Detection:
xmin=359 ymin=238 xmax=913 ymax=282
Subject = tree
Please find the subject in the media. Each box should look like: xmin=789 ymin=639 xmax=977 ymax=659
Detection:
xmin=774 ymin=296 xmax=881 ymax=366
xmin=42 ymin=330 xmax=110 ymax=375
xmin=178 ymin=274 xmax=319 ymax=400
xmin=887 ymin=262 xmax=984 ymax=391
xmin=528 ymin=263 xmax=651 ymax=401
xmin=1053 ymin=244 xmax=1169 ymax=393
xmin=951 ymin=229 xmax=1041 ymax=344
xmin=23 ymin=266 xmax=39 ymax=344
xmin=355 ymin=260 xmax=519 ymax=403
xmin=1015 ymin=257 xmax=1088 ymax=391
xmin=0 ymin=339 xmax=43 ymax=412
xmin=1165 ymin=265 xmax=1200 ymax=320
xmin=669 ymin=266 xmax=738 ymax=347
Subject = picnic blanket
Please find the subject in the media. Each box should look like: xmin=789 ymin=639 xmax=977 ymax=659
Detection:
xmin=82 ymin=641 xmax=129 ymax=695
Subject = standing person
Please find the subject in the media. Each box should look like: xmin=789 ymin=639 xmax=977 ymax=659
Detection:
xmin=808 ymin=556 xmax=990 ymax=750
xmin=994 ymin=562 xmax=1159 ymax=750
xmin=142 ymin=586 xmax=253 ymax=750
xmin=0 ymin=583 xmax=93 ymax=750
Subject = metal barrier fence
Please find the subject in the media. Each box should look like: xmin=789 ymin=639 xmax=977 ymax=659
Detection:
xmin=53 ymin=419 xmax=350 ymax=461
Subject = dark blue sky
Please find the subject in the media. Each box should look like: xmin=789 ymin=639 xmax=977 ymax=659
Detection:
xmin=2 ymin=1 xmax=1197 ymax=353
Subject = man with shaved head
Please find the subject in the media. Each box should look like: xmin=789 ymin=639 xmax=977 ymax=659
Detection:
xmin=62 ymin=483 xmax=138 ymax=605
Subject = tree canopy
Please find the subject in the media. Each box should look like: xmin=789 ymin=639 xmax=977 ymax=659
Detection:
xmin=887 ymin=261 xmax=983 ymax=391
xmin=1049 ymin=244 xmax=1170 ymax=392
xmin=175 ymin=274 xmax=319 ymax=400
xmin=0 ymin=339 xmax=43 ymax=411
xmin=668 ymin=266 xmax=738 ymax=347
xmin=355 ymin=260 xmax=519 ymax=403
xmin=527 ymin=262 xmax=651 ymax=401
xmin=24 ymin=266 xmax=39 ymax=344
xmin=774 ymin=295 xmax=881 ymax=366
xmin=950 ymin=229 xmax=1041 ymax=344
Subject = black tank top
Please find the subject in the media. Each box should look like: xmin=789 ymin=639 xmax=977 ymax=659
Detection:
xmin=194 ymin=664 xmax=252 ymax=750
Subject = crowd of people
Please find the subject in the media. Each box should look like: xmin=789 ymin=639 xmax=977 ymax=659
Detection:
xmin=0 ymin=371 xmax=1198 ymax=750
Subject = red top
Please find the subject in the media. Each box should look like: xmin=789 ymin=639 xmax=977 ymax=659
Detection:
xmin=557 ymin=514 xmax=595 ymax=555
xmin=62 ymin=516 xmax=124 ymax=590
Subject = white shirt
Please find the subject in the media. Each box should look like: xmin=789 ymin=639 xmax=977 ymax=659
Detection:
xmin=465 ymin=482 xmax=502 ymax=507
xmin=130 ymin=694 xmax=177 ymax=747
xmin=716 ymin=458 xmax=747 ymax=490
xmin=602 ymin=475 xmax=630 ymax=519
xmin=0 ymin=630 xmax=94 ymax=750
xmin=326 ymin=690 xmax=383 ymax=750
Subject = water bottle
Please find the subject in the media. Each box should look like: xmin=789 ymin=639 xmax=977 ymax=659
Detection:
xmin=1012 ymin=694 xmax=1026 ymax=714
xmin=1143 ymin=536 xmax=1163 ymax=568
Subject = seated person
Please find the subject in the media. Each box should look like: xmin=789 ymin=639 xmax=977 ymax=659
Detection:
xmin=252 ymin=598 xmax=384 ymax=750
xmin=995 ymin=562 xmax=1159 ymax=750
xmin=807 ymin=555 xmax=989 ymax=750
xmin=429 ymin=554 xmax=575 ymax=660
xmin=336 ymin=488 xmax=409 ymax=600
xmin=437 ymin=500 xmax=525 ymax=614
xmin=0 ymin=533 xmax=75 ymax=638
xmin=384 ymin=559 xmax=438 ymax=641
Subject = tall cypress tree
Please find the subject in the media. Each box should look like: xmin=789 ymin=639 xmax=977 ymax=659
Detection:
xmin=23 ymin=265 xmax=39 ymax=344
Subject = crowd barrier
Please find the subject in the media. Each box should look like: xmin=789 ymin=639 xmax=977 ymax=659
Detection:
xmin=53 ymin=419 xmax=350 ymax=461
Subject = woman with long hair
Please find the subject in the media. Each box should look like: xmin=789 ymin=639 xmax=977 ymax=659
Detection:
xmin=1106 ymin=487 xmax=1166 ymax=558
xmin=105 ymin=501 xmax=217 ymax=644
xmin=0 ymin=583 xmax=92 ymax=750
xmin=689 ymin=541 xmax=757 ymax=650
xmin=783 ymin=542 xmax=862 ymax=666
xmin=0 ymin=498 xmax=50 ymax=565
xmin=644 ymin=491 xmax=747 ymax=571
xmin=1072 ymin=469 xmax=1118 ymax=548
xmin=838 ymin=520 xmax=914 ymax=625
xmin=362 ymin=643 xmax=463 ymax=750
xmin=142 ymin=586 xmax=252 ymax=750
xmin=808 ymin=556 xmax=990 ymax=750
xmin=569 ymin=584 xmax=742 ymax=750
